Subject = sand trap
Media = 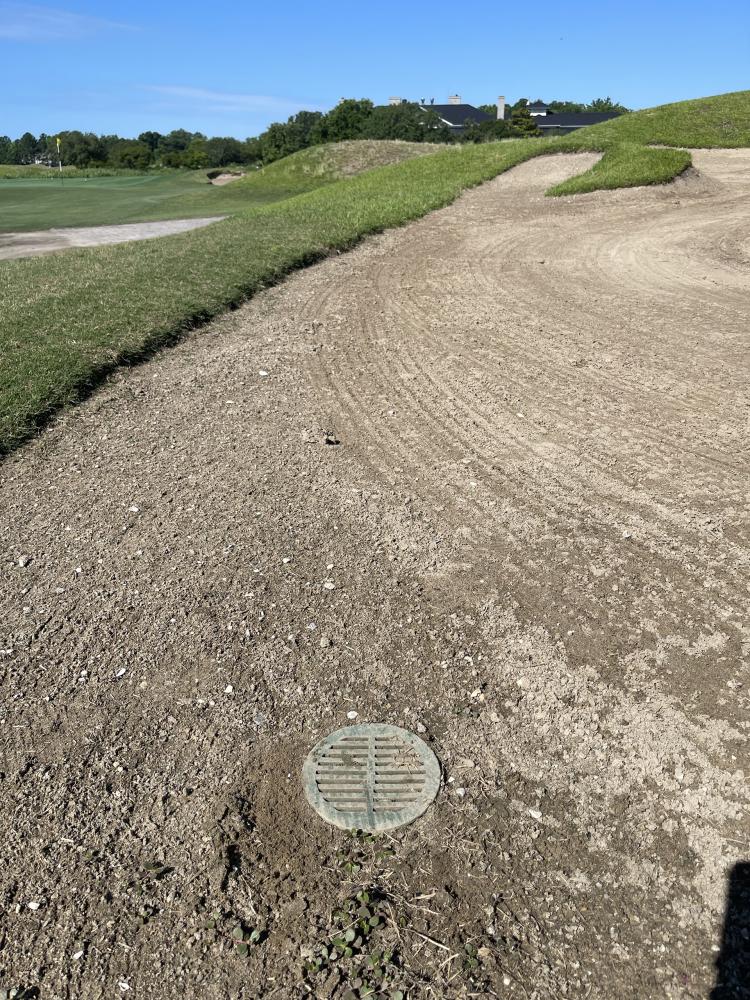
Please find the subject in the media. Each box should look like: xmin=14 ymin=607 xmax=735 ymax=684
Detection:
xmin=0 ymin=216 xmax=226 ymax=261
xmin=209 ymin=172 xmax=245 ymax=185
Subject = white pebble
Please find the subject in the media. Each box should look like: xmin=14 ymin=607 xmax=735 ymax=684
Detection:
xmin=347 ymin=710 xmax=358 ymax=720
xmin=115 ymin=668 xmax=126 ymax=678
xmin=323 ymin=580 xmax=335 ymax=590
xmin=27 ymin=901 xmax=40 ymax=910
xmin=529 ymin=809 xmax=542 ymax=821
xmin=225 ymin=684 xmax=234 ymax=694
xmin=258 ymin=370 xmax=269 ymax=377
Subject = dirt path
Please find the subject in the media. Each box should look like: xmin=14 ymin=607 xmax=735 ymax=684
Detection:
xmin=1 ymin=152 xmax=748 ymax=999
xmin=0 ymin=216 xmax=226 ymax=260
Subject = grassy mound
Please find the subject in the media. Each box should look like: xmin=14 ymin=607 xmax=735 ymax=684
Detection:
xmin=252 ymin=139 xmax=450 ymax=182
xmin=550 ymin=89 xmax=750 ymax=195
xmin=574 ymin=89 xmax=750 ymax=148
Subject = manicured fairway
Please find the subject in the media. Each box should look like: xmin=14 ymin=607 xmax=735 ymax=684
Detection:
xmin=0 ymin=172 xmax=253 ymax=232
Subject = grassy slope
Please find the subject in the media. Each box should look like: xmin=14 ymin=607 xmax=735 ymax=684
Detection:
xmin=0 ymin=141 xmax=447 ymax=233
xmin=549 ymin=89 xmax=750 ymax=195
xmin=1 ymin=92 xmax=749 ymax=453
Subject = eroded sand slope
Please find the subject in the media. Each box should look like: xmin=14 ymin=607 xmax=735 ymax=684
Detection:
xmin=1 ymin=152 xmax=748 ymax=998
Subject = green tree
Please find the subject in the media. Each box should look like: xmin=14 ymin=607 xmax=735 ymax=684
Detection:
xmin=157 ymin=129 xmax=199 ymax=158
xmin=242 ymin=137 xmax=263 ymax=165
xmin=362 ymin=102 xmax=451 ymax=142
xmin=548 ymin=100 xmax=586 ymax=113
xmin=138 ymin=131 xmax=162 ymax=153
xmin=183 ymin=137 xmax=209 ymax=168
xmin=311 ymin=99 xmax=374 ymax=143
xmin=510 ymin=104 xmax=540 ymax=135
xmin=53 ymin=131 xmax=107 ymax=168
xmin=0 ymin=135 xmax=12 ymax=163
xmin=110 ymin=141 xmax=152 ymax=170
xmin=204 ymin=136 xmax=246 ymax=167
xmin=14 ymin=132 xmax=39 ymax=164
xmin=461 ymin=118 xmax=516 ymax=143
xmin=587 ymin=97 xmax=629 ymax=114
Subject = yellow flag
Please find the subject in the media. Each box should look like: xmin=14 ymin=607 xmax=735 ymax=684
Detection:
xmin=56 ymin=137 xmax=61 ymax=150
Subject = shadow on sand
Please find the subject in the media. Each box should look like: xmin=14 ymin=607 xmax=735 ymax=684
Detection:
xmin=711 ymin=862 xmax=750 ymax=999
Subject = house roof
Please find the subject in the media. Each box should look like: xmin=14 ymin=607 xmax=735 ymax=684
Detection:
xmin=527 ymin=101 xmax=549 ymax=110
xmin=419 ymin=103 xmax=494 ymax=127
xmin=534 ymin=112 xmax=621 ymax=128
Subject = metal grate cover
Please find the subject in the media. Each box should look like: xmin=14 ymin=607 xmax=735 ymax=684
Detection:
xmin=303 ymin=723 xmax=441 ymax=832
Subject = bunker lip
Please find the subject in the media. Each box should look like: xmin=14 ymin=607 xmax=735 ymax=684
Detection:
xmin=0 ymin=215 xmax=226 ymax=261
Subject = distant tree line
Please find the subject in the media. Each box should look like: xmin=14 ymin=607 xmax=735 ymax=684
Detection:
xmin=0 ymin=96 xmax=628 ymax=169
xmin=0 ymin=129 xmax=259 ymax=169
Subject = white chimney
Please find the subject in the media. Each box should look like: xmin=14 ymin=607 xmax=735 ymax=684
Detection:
xmin=497 ymin=95 xmax=506 ymax=120
xmin=447 ymin=94 xmax=461 ymax=105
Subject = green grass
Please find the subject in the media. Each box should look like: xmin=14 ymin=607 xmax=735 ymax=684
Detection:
xmin=1 ymin=91 xmax=749 ymax=455
xmin=0 ymin=164 xmax=147 ymax=179
xmin=545 ymin=89 xmax=750 ymax=195
xmin=548 ymin=140 xmax=691 ymax=196
xmin=570 ymin=89 xmax=750 ymax=148
xmin=0 ymin=140 xmax=447 ymax=233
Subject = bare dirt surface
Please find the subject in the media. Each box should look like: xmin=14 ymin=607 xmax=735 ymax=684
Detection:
xmin=1 ymin=151 xmax=749 ymax=999
xmin=0 ymin=216 xmax=225 ymax=261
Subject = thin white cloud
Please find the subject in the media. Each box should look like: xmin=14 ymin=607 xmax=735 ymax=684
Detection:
xmin=0 ymin=3 xmax=133 ymax=41
xmin=145 ymin=85 xmax=325 ymax=116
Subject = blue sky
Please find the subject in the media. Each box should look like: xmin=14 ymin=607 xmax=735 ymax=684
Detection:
xmin=1 ymin=0 xmax=748 ymax=139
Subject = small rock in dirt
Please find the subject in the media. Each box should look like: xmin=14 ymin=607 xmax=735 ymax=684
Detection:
xmin=323 ymin=580 xmax=335 ymax=590
xmin=17 ymin=555 xmax=31 ymax=568
xmin=258 ymin=370 xmax=269 ymax=377
xmin=320 ymin=635 xmax=332 ymax=648
xmin=416 ymin=722 xmax=426 ymax=733
xmin=115 ymin=668 xmax=126 ymax=678
xmin=129 ymin=505 xmax=139 ymax=513
xmin=347 ymin=710 xmax=358 ymax=720
xmin=225 ymin=684 xmax=234 ymax=694
xmin=27 ymin=901 xmax=40 ymax=910
xmin=529 ymin=809 xmax=542 ymax=821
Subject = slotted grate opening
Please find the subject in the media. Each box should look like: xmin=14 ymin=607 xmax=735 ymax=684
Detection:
xmin=303 ymin=724 xmax=441 ymax=832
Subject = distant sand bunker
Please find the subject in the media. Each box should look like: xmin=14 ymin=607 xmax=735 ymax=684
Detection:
xmin=0 ymin=216 xmax=226 ymax=261
xmin=210 ymin=172 xmax=245 ymax=186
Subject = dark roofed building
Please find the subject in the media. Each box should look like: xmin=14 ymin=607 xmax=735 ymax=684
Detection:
xmin=532 ymin=111 xmax=621 ymax=134
xmin=417 ymin=96 xmax=494 ymax=133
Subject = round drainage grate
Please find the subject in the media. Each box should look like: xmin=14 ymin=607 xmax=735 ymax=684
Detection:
xmin=303 ymin=723 xmax=441 ymax=832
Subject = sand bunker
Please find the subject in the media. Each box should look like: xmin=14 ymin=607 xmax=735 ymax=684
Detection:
xmin=0 ymin=216 xmax=226 ymax=261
